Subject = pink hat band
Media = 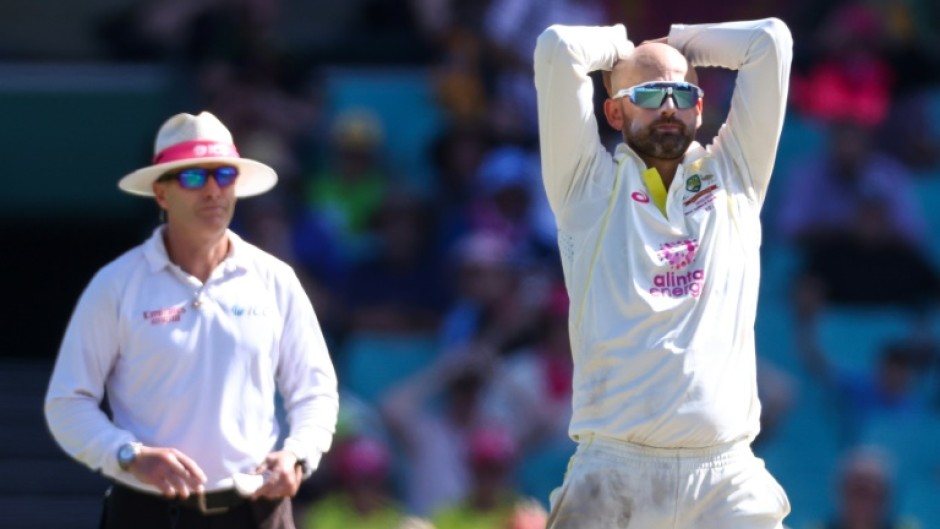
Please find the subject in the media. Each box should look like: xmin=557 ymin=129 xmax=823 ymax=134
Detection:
xmin=119 ymin=111 xmax=276 ymax=197
xmin=153 ymin=140 xmax=240 ymax=164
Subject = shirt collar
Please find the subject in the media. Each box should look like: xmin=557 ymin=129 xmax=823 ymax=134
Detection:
xmin=142 ymin=226 xmax=249 ymax=274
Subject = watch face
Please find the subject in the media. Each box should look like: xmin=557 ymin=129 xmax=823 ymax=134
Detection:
xmin=118 ymin=444 xmax=138 ymax=467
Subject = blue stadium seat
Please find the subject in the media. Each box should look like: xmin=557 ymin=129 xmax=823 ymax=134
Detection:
xmin=763 ymin=112 xmax=827 ymax=227
xmin=339 ymin=331 xmax=439 ymax=404
xmin=815 ymin=308 xmax=917 ymax=372
xmin=758 ymin=378 xmax=842 ymax=529
xmin=896 ymin=474 xmax=940 ymax=529
xmin=859 ymin=414 xmax=940 ymax=485
xmin=912 ymin=176 xmax=940 ymax=265
xmin=517 ymin=438 xmax=575 ymax=508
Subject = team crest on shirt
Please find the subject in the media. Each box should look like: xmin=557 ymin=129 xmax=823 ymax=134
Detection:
xmin=683 ymin=174 xmax=718 ymax=215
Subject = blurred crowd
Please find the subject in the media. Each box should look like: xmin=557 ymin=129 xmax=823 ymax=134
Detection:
xmin=84 ymin=0 xmax=940 ymax=527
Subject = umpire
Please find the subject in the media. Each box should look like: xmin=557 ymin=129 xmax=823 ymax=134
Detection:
xmin=45 ymin=111 xmax=339 ymax=528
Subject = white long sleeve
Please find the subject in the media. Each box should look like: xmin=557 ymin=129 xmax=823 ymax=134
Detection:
xmin=534 ymin=19 xmax=793 ymax=448
xmin=45 ymin=228 xmax=339 ymax=491
xmin=534 ymin=24 xmax=633 ymax=222
xmin=670 ymin=18 xmax=793 ymax=204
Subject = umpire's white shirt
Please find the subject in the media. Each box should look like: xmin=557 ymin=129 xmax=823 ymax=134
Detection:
xmin=534 ymin=19 xmax=792 ymax=448
xmin=45 ymin=227 xmax=339 ymax=492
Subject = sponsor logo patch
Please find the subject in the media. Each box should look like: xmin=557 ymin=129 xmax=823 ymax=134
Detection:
xmin=657 ymin=239 xmax=699 ymax=270
xmin=230 ymin=305 xmax=270 ymax=317
xmin=648 ymin=238 xmax=704 ymax=298
xmin=143 ymin=306 xmax=186 ymax=325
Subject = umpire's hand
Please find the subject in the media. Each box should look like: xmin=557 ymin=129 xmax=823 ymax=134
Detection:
xmin=127 ymin=446 xmax=208 ymax=498
xmin=250 ymin=450 xmax=304 ymax=500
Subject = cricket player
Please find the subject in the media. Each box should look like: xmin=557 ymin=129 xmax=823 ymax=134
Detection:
xmin=534 ymin=17 xmax=793 ymax=528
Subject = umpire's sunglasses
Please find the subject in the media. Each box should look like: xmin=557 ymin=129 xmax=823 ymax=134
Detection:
xmin=159 ymin=166 xmax=239 ymax=189
xmin=613 ymin=82 xmax=704 ymax=109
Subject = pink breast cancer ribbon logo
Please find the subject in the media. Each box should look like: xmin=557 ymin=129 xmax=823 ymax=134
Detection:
xmin=657 ymin=239 xmax=699 ymax=270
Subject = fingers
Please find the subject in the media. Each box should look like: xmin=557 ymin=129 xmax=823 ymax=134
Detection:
xmin=130 ymin=447 xmax=207 ymax=498
xmin=161 ymin=473 xmax=193 ymax=499
xmin=173 ymin=450 xmax=208 ymax=489
xmin=253 ymin=470 xmax=299 ymax=499
xmin=128 ymin=447 xmax=303 ymax=500
xmin=250 ymin=451 xmax=301 ymax=500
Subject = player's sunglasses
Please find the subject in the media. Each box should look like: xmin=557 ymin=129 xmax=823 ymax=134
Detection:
xmin=613 ymin=82 xmax=704 ymax=109
xmin=159 ymin=166 xmax=239 ymax=189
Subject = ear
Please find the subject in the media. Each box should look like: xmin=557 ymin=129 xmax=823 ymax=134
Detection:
xmin=603 ymin=98 xmax=624 ymax=131
xmin=152 ymin=181 xmax=169 ymax=210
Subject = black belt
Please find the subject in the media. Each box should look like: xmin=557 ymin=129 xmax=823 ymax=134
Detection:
xmin=176 ymin=488 xmax=246 ymax=515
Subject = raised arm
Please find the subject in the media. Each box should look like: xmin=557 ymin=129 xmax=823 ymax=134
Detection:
xmin=668 ymin=18 xmax=793 ymax=205
xmin=533 ymin=24 xmax=633 ymax=216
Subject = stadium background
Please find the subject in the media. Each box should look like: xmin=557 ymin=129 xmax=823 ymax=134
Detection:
xmin=1 ymin=0 xmax=939 ymax=528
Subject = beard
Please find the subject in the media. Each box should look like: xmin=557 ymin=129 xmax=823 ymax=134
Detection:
xmin=625 ymin=117 xmax=695 ymax=160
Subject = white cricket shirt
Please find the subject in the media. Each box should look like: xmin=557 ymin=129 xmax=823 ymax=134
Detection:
xmin=534 ymin=19 xmax=792 ymax=448
xmin=45 ymin=227 xmax=339 ymax=492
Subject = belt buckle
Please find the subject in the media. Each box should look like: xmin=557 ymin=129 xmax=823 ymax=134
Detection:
xmin=197 ymin=493 xmax=230 ymax=515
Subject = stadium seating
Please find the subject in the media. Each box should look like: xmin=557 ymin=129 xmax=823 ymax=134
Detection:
xmin=339 ymin=331 xmax=439 ymax=405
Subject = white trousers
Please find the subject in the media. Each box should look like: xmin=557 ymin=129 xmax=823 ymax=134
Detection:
xmin=546 ymin=435 xmax=790 ymax=529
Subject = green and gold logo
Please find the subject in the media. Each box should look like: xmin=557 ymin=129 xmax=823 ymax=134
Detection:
xmin=685 ymin=174 xmax=702 ymax=193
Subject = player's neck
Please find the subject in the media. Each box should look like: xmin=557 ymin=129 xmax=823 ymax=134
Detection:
xmin=643 ymin=158 xmax=679 ymax=190
xmin=162 ymin=225 xmax=230 ymax=282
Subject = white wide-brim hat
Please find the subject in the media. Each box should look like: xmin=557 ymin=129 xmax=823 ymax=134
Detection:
xmin=118 ymin=111 xmax=277 ymax=197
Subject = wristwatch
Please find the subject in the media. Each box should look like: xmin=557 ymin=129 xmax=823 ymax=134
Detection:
xmin=286 ymin=449 xmax=310 ymax=478
xmin=296 ymin=457 xmax=310 ymax=477
xmin=117 ymin=442 xmax=142 ymax=471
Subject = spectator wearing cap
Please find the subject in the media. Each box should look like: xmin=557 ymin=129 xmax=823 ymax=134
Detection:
xmin=806 ymin=445 xmax=921 ymax=529
xmin=469 ymin=146 xmax=557 ymax=262
xmin=300 ymin=435 xmax=410 ymax=529
xmin=431 ymin=426 xmax=548 ymax=529
xmin=44 ymin=111 xmax=339 ymax=528
xmin=303 ymin=107 xmax=391 ymax=263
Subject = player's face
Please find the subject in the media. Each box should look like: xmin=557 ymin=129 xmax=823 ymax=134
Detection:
xmin=619 ymin=77 xmax=701 ymax=161
xmin=154 ymin=164 xmax=238 ymax=234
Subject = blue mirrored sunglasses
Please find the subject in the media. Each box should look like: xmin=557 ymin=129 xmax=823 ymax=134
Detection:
xmin=162 ymin=166 xmax=239 ymax=189
xmin=613 ymin=82 xmax=704 ymax=109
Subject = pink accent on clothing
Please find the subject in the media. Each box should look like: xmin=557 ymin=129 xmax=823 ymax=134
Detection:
xmin=154 ymin=140 xmax=240 ymax=164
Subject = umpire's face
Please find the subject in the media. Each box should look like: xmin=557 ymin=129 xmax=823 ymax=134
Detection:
xmin=153 ymin=163 xmax=239 ymax=236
